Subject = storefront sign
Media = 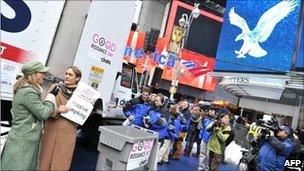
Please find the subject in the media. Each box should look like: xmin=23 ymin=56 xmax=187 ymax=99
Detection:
xmin=221 ymin=76 xmax=250 ymax=84
xmin=220 ymin=76 xmax=286 ymax=87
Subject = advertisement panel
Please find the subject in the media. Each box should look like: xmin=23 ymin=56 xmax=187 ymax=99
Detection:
xmin=0 ymin=0 xmax=65 ymax=100
xmin=73 ymin=0 xmax=136 ymax=116
xmin=123 ymin=31 xmax=217 ymax=91
xmin=215 ymin=0 xmax=301 ymax=72
xmin=123 ymin=1 xmax=222 ymax=91
xmin=165 ymin=1 xmax=223 ymax=57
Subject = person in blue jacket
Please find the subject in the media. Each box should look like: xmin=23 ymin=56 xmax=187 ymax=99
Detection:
xmin=198 ymin=102 xmax=216 ymax=171
xmin=143 ymin=93 xmax=168 ymax=139
xmin=258 ymin=125 xmax=294 ymax=171
xmin=123 ymin=87 xmax=151 ymax=127
xmin=157 ymin=104 xmax=181 ymax=164
xmin=172 ymin=99 xmax=191 ymax=160
xmin=184 ymin=106 xmax=202 ymax=157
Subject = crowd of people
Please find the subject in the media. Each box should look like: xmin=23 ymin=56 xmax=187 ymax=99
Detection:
xmin=1 ymin=60 xmax=303 ymax=171
xmin=122 ymin=87 xmax=304 ymax=171
xmin=122 ymin=87 xmax=234 ymax=170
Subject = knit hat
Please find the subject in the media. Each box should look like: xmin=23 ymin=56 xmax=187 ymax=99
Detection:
xmin=21 ymin=61 xmax=49 ymax=75
xmin=279 ymin=126 xmax=291 ymax=135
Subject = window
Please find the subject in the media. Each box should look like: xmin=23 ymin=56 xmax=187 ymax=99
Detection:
xmin=121 ymin=64 xmax=133 ymax=88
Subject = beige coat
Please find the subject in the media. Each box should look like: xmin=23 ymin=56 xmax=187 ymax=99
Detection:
xmin=39 ymin=86 xmax=77 ymax=170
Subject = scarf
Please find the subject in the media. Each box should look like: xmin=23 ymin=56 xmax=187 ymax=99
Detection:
xmin=57 ymin=82 xmax=77 ymax=99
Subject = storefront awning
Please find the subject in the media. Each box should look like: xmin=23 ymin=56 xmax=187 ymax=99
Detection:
xmin=219 ymin=76 xmax=287 ymax=100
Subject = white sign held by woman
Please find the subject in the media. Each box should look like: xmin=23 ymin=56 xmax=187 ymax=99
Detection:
xmin=61 ymin=82 xmax=100 ymax=125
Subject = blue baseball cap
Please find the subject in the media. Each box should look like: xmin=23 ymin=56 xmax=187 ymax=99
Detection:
xmin=279 ymin=126 xmax=291 ymax=135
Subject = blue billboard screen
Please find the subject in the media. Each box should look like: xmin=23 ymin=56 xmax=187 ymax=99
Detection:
xmin=296 ymin=29 xmax=303 ymax=69
xmin=215 ymin=0 xmax=301 ymax=72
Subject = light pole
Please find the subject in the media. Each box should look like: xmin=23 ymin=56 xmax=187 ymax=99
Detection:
xmin=169 ymin=3 xmax=200 ymax=101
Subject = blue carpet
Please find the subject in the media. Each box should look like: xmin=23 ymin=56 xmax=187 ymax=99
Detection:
xmin=70 ymin=137 xmax=233 ymax=171
xmin=70 ymin=139 xmax=99 ymax=171
xmin=70 ymin=137 xmax=199 ymax=171
xmin=158 ymin=155 xmax=199 ymax=171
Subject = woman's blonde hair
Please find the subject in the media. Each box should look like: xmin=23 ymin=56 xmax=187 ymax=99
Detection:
xmin=13 ymin=73 xmax=39 ymax=94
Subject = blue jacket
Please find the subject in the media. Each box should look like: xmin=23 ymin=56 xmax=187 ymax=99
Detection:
xmin=184 ymin=113 xmax=201 ymax=132
xmin=179 ymin=108 xmax=191 ymax=133
xmin=199 ymin=117 xmax=213 ymax=143
xmin=166 ymin=115 xmax=181 ymax=140
xmin=123 ymin=103 xmax=151 ymax=127
xmin=145 ymin=106 xmax=168 ymax=139
xmin=258 ymin=137 xmax=293 ymax=171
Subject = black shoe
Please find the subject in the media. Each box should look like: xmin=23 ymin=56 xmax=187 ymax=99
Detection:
xmin=164 ymin=161 xmax=170 ymax=164
xmin=157 ymin=162 xmax=164 ymax=165
xmin=171 ymin=157 xmax=179 ymax=161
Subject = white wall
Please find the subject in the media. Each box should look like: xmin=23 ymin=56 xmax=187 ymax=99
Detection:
xmin=239 ymin=98 xmax=302 ymax=129
xmin=138 ymin=0 xmax=169 ymax=32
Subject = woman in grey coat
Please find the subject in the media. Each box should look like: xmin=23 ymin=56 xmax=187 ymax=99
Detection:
xmin=1 ymin=61 xmax=68 ymax=170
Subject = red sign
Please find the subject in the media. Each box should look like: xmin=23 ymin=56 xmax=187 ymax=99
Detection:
xmin=1 ymin=42 xmax=37 ymax=63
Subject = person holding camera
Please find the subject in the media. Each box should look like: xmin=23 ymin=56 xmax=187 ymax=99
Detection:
xmin=258 ymin=126 xmax=293 ymax=171
xmin=206 ymin=113 xmax=232 ymax=171
xmin=197 ymin=103 xmax=216 ymax=171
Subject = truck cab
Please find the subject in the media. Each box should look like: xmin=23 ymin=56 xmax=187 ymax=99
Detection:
xmin=102 ymin=62 xmax=140 ymax=124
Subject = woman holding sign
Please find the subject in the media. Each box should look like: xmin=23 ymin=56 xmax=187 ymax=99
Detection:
xmin=39 ymin=66 xmax=82 ymax=171
xmin=1 ymin=61 xmax=68 ymax=170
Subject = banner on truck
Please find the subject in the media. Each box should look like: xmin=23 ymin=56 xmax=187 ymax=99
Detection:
xmin=0 ymin=0 xmax=65 ymax=100
xmin=73 ymin=0 xmax=136 ymax=117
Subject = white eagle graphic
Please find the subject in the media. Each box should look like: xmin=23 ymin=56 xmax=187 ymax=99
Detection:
xmin=229 ymin=0 xmax=298 ymax=58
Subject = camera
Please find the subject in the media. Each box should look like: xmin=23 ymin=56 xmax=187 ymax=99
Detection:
xmin=213 ymin=120 xmax=219 ymax=127
xmin=256 ymin=117 xmax=279 ymax=136
xmin=238 ymin=116 xmax=280 ymax=170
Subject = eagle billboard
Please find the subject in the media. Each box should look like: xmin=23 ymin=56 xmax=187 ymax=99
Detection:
xmin=215 ymin=0 xmax=302 ymax=72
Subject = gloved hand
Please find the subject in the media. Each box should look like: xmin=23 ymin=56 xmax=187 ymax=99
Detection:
xmin=128 ymin=115 xmax=135 ymax=121
xmin=157 ymin=117 xmax=166 ymax=126
xmin=168 ymin=124 xmax=175 ymax=131
xmin=143 ymin=116 xmax=151 ymax=128
xmin=50 ymin=85 xmax=59 ymax=96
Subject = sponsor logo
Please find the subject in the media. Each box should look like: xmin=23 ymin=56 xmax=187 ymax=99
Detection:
xmin=92 ymin=34 xmax=116 ymax=56
xmin=91 ymin=34 xmax=117 ymax=65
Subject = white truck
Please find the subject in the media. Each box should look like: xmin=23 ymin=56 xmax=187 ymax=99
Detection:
xmin=0 ymin=0 xmax=140 ymax=126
